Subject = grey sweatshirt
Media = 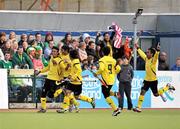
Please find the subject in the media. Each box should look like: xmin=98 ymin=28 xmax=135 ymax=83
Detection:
xmin=117 ymin=64 xmax=134 ymax=82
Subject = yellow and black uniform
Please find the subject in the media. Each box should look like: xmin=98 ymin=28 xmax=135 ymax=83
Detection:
xmin=39 ymin=56 xmax=65 ymax=110
xmin=67 ymin=59 xmax=83 ymax=95
xmin=137 ymin=48 xmax=159 ymax=95
xmin=96 ymin=55 xmax=120 ymax=111
xmin=59 ymin=53 xmax=71 ymax=78
xmin=67 ymin=58 xmax=93 ymax=104
xmin=136 ymin=48 xmax=169 ymax=109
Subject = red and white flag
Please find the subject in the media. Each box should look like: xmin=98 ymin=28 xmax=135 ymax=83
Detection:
xmin=112 ymin=23 xmax=123 ymax=48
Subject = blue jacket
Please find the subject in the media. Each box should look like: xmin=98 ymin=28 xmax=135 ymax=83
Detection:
xmin=171 ymin=65 xmax=180 ymax=71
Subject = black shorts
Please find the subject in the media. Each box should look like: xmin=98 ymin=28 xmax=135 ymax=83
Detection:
xmin=66 ymin=83 xmax=82 ymax=96
xmin=41 ymin=79 xmax=59 ymax=98
xmin=141 ymin=80 xmax=158 ymax=95
xmin=102 ymin=85 xmax=113 ymax=98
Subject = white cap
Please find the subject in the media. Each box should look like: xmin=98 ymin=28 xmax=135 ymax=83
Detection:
xmin=83 ymin=33 xmax=90 ymax=41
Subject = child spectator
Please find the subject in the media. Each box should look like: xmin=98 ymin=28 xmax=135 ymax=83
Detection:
xmin=171 ymin=57 xmax=180 ymax=71
xmin=0 ymin=51 xmax=12 ymax=69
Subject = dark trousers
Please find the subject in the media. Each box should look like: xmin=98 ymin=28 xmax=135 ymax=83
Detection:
xmin=118 ymin=81 xmax=133 ymax=110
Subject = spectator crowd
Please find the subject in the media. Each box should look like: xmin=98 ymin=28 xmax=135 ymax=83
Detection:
xmin=0 ymin=31 xmax=179 ymax=71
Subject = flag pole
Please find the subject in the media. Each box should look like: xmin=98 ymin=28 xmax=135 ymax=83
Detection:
xmin=132 ymin=8 xmax=143 ymax=70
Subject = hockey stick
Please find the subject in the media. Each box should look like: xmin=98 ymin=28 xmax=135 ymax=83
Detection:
xmin=89 ymin=69 xmax=108 ymax=88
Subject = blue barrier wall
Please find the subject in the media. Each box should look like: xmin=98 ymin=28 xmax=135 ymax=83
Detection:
xmin=80 ymin=70 xmax=151 ymax=108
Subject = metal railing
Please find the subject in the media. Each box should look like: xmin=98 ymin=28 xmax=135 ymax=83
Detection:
xmin=7 ymin=69 xmax=63 ymax=108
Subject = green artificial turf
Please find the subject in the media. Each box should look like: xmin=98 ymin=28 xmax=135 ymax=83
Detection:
xmin=0 ymin=109 xmax=179 ymax=129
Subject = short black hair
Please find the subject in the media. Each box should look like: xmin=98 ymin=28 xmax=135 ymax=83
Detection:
xmin=35 ymin=32 xmax=41 ymax=37
xmin=148 ymin=47 xmax=156 ymax=57
xmin=69 ymin=49 xmax=79 ymax=59
xmin=103 ymin=32 xmax=109 ymax=37
xmin=52 ymin=46 xmax=59 ymax=51
xmin=102 ymin=46 xmax=110 ymax=56
xmin=89 ymin=41 xmax=95 ymax=46
xmin=61 ymin=45 xmax=70 ymax=52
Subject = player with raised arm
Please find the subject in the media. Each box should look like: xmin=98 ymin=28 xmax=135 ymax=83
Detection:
xmin=93 ymin=46 xmax=121 ymax=116
xmin=133 ymin=43 xmax=175 ymax=113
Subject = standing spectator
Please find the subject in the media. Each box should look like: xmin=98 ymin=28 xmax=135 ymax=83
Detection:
xmin=117 ymin=56 xmax=134 ymax=110
xmin=0 ymin=32 xmax=6 ymax=49
xmin=95 ymin=32 xmax=113 ymax=57
xmin=0 ymin=48 xmax=4 ymax=60
xmin=35 ymin=33 xmax=44 ymax=50
xmin=0 ymin=51 xmax=12 ymax=69
xmin=61 ymin=32 xmax=72 ymax=46
xmin=78 ymin=42 xmax=87 ymax=62
xmin=95 ymin=44 xmax=101 ymax=60
xmin=86 ymin=41 xmax=99 ymax=62
xmin=9 ymin=31 xmax=16 ymax=41
xmin=83 ymin=33 xmax=91 ymax=46
xmin=158 ymin=51 xmax=169 ymax=70
xmin=171 ymin=57 xmax=180 ymax=71
xmin=12 ymin=46 xmax=33 ymax=69
xmin=18 ymin=34 xmax=27 ymax=46
xmin=44 ymin=40 xmax=54 ymax=61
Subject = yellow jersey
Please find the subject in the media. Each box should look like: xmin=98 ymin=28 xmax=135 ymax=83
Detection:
xmin=69 ymin=59 xmax=82 ymax=85
xmin=137 ymin=48 xmax=159 ymax=81
xmin=59 ymin=53 xmax=71 ymax=78
xmin=40 ymin=56 xmax=65 ymax=81
xmin=96 ymin=56 xmax=121 ymax=85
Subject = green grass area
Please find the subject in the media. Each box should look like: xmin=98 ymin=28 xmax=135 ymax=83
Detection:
xmin=0 ymin=109 xmax=180 ymax=129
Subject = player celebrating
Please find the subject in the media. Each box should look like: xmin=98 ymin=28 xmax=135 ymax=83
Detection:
xmin=57 ymin=49 xmax=95 ymax=113
xmin=58 ymin=45 xmax=76 ymax=112
xmin=94 ymin=46 xmax=121 ymax=116
xmin=133 ymin=43 xmax=175 ymax=113
xmin=35 ymin=46 xmax=65 ymax=113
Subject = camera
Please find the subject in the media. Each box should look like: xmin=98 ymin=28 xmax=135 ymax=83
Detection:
xmin=107 ymin=25 xmax=115 ymax=30
xmin=135 ymin=8 xmax=143 ymax=17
